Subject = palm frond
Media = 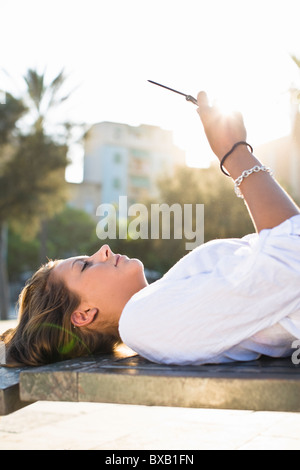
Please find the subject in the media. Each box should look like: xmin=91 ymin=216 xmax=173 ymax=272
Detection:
xmin=291 ymin=55 xmax=300 ymax=69
xmin=23 ymin=69 xmax=45 ymax=112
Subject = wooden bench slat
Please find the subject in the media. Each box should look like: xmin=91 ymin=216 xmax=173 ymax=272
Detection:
xmin=19 ymin=353 xmax=300 ymax=412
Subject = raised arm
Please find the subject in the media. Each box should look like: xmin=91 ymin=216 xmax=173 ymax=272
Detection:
xmin=196 ymin=91 xmax=300 ymax=233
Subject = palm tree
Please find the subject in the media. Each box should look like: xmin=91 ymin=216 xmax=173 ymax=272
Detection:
xmin=22 ymin=69 xmax=76 ymax=263
xmin=0 ymin=69 xmax=78 ymax=319
xmin=0 ymin=94 xmax=26 ymax=319
xmin=23 ymin=68 xmax=73 ymax=135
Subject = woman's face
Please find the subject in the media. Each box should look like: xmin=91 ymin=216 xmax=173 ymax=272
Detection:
xmin=53 ymin=244 xmax=148 ymax=333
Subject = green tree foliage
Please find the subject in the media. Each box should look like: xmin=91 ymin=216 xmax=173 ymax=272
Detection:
xmin=0 ymin=70 xmax=72 ymax=230
xmin=46 ymin=206 xmax=99 ymax=260
xmin=7 ymin=228 xmax=40 ymax=282
xmin=23 ymin=68 xmax=74 ymax=135
xmin=0 ymin=131 xmax=67 ymax=232
xmin=164 ymin=164 xmax=255 ymax=240
xmin=7 ymin=206 xmax=98 ymax=282
xmin=0 ymin=93 xmax=26 ymax=145
xmin=0 ymin=93 xmax=27 ymax=319
xmin=0 ymin=69 xmax=79 ymax=318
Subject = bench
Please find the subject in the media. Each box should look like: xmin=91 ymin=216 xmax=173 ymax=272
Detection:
xmin=0 ymin=365 xmax=33 ymax=415
xmin=1 ymin=345 xmax=300 ymax=415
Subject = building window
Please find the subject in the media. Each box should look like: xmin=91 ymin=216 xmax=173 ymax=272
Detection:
xmin=114 ymin=153 xmax=122 ymax=164
xmin=130 ymin=176 xmax=150 ymax=188
xmin=131 ymin=148 xmax=149 ymax=159
xmin=114 ymin=127 xmax=122 ymax=140
xmin=113 ymin=178 xmax=121 ymax=189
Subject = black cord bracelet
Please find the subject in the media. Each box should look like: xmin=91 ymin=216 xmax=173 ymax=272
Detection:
xmin=220 ymin=141 xmax=254 ymax=176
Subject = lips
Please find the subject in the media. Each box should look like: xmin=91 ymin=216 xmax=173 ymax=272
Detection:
xmin=115 ymin=254 xmax=121 ymax=267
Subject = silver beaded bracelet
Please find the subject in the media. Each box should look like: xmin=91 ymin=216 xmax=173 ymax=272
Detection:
xmin=234 ymin=165 xmax=274 ymax=198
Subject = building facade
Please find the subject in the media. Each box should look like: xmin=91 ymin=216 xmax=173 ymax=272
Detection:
xmin=68 ymin=121 xmax=186 ymax=217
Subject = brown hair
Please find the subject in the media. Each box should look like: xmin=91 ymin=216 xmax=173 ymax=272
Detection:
xmin=0 ymin=260 xmax=120 ymax=367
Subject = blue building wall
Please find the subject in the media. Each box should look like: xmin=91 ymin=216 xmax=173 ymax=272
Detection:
xmin=100 ymin=145 xmax=128 ymax=204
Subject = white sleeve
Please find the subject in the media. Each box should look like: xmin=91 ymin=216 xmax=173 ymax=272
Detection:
xmin=119 ymin=215 xmax=300 ymax=365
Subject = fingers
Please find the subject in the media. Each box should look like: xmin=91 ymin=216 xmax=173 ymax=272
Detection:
xmin=196 ymin=91 xmax=215 ymax=125
xmin=196 ymin=91 xmax=210 ymax=115
xmin=197 ymin=91 xmax=209 ymax=107
xmin=197 ymin=91 xmax=245 ymax=128
xmin=195 ymin=90 xmax=248 ymax=159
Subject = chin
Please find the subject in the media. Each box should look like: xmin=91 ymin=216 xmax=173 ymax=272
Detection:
xmin=129 ymin=258 xmax=148 ymax=286
xmin=132 ymin=257 xmax=144 ymax=267
xmin=129 ymin=257 xmax=145 ymax=273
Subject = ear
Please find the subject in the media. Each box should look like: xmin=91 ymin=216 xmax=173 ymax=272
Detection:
xmin=71 ymin=308 xmax=98 ymax=328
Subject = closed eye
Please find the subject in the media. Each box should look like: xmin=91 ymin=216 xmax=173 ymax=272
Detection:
xmin=81 ymin=260 xmax=91 ymax=272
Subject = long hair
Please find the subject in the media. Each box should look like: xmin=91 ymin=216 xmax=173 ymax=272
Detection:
xmin=0 ymin=260 xmax=120 ymax=367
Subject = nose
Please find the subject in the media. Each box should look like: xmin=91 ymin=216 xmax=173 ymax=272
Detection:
xmin=94 ymin=244 xmax=113 ymax=262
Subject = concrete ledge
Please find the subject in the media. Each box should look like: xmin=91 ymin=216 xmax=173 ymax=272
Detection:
xmin=20 ymin=353 xmax=300 ymax=412
xmin=0 ymin=366 xmax=33 ymax=415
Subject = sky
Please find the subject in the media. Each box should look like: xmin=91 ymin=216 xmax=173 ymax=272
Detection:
xmin=1 ymin=0 xmax=300 ymax=181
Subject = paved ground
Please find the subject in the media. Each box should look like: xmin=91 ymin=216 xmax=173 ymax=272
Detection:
xmin=1 ymin=320 xmax=300 ymax=450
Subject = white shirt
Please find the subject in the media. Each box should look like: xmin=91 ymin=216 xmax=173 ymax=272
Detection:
xmin=119 ymin=215 xmax=300 ymax=365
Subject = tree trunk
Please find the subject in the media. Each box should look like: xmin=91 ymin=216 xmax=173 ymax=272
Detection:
xmin=0 ymin=222 xmax=10 ymax=320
